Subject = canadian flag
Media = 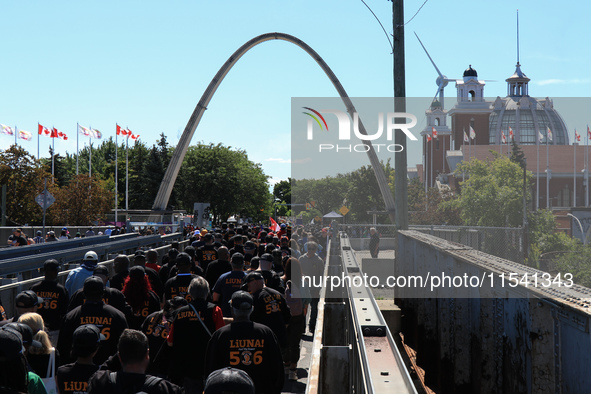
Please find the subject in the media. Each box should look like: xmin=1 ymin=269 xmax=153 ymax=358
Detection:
xmin=575 ymin=130 xmax=581 ymax=142
xmin=509 ymin=127 xmax=514 ymax=141
xmin=38 ymin=124 xmax=51 ymax=136
xmin=128 ymin=130 xmax=139 ymax=140
xmin=116 ymin=124 xmax=129 ymax=136
xmin=427 ymin=135 xmax=432 ymax=142
xmin=432 ymin=127 xmax=438 ymax=139
xmin=53 ymin=128 xmax=67 ymax=140
xmin=269 ymin=217 xmax=281 ymax=232
xmin=501 ymin=130 xmax=507 ymax=144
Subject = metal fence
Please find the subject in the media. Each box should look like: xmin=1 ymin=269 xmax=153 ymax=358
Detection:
xmin=340 ymin=224 xmax=526 ymax=265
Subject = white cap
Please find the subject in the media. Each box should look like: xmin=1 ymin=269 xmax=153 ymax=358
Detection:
xmin=83 ymin=251 xmax=98 ymax=262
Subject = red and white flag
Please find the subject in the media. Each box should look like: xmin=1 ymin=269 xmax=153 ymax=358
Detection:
xmin=469 ymin=126 xmax=476 ymax=140
xmin=547 ymin=127 xmax=553 ymax=141
xmin=427 ymin=135 xmax=432 ymax=142
xmin=38 ymin=124 xmax=51 ymax=136
xmin=587 ymin=125 xmax=590 ymax=139
xmin=432 ymin=127 xmax=438 ymax=139
xmin=575 ymin=130 xmax=581 ymax=142
xmin=501 ymin=131 xmax=507 ymax=144
xmin=116 ymin=124 xmax=129 ymax=136
xmin=128 ymin=129 xmax=139 ymax=140
xmin=53 ymin=128 xmax=67 ymax=140
xmin=463 ymin=131 xmax=469 ymax=142
xmin=269 ymin=217 xmax=281 ymax=232
xmin=78 ymin=124 xmax=91 ymax=136
xmin=90 ymin=128 xmax=102 ymax=139
xmin=509 ymin=127 xmax=514 ymax=141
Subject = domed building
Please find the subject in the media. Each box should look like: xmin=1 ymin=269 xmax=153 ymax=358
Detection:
xmin=488 ymin=63 xmax=569 ymax=145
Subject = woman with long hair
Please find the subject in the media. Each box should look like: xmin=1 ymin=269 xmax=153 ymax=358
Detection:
xmin=18 ymin=312 xmax=60 ymax=380
xmin=122 ymin=265 xmax=161 ymax=329
xmin=282 ymin=257 xmax=311 ymax=381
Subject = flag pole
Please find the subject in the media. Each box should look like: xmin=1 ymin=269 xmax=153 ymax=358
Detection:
xmin=125 ymin=129 xmax=129 ymax=212
xmin=14 ymin=125 xmax=17 ymax=146
xmin=536 ymin=128 xmax=540 ymax=210
xmin=546 ymin=130 xmax=550 ymax=209
xmin=76 ymin=123 xmax=79 ymax=176
xmin=462 ymin=130 xmax=465 ymax=182
xmin=500 ymin=130 xmax=503 ymax=155
xmin=430 ymin=133 xmax=433 ymax=187
xmin=115 ymin=125 xmax=118 ymax=226
xmin=37 ymin=123 xmax=40 ymax=160
xmin=586 ymin=125 xmax=589 ymax=207
xmin=89 ymin=136 xmax=92 ymax=177
xmin=51 ymin=131 xmax=55 ymax=184
xmin=574 ymin=133 xmax=577 ymax=207
xmin=423 ymin=135 xmax=427 ymax=194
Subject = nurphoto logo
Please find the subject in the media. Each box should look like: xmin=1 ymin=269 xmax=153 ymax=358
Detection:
xmin=302 ymin=107 xmax=419 ymax=152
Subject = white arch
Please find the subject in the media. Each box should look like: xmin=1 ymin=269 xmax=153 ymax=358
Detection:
xmin=152 ymin=32 xmax=395 ymax=220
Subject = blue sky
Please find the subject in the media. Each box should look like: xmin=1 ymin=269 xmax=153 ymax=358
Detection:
xmin=1 ymin=0 xmax=589 ymax=185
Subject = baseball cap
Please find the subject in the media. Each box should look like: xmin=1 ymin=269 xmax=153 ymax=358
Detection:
xmin=83 ymin=251 xmax=99 ymax=268
xmin=244 ymin=241 xmax=256 ymax=251
xmin=260 ymin=253 xmax=273 ymax=263
xmin=280 ymin=236 xmax=289 ymax=243
xmin=204 ymin=367 xmax=255 ymax=394
xmin=15 ymin=290 xmax=43 ymax=308
xmin=93 ymin=265 xmax=109 ymax=277
xmin=230 ymin=291 xmax=254 ymax=310
xmin=0 ymin=329 xmax=24 ymax=361
xmin=134 ymin=250 xmax=145 ymax=258
xmin=48 ymin=230 xmax=55 ymax=236
xmin=43 ymin=259 xmax=60 ymax=271
xmin=83 ymin=276 xmax=104 ymax=297
xmin=3 ymin=323 xmax=42 ymax=349
xmin=280 ymin=223 xmax=286 ymax=228
xmin=231 ymin=253 xmax=244 ymax=266
xmin=129 ymin=265 xmax=146 ymax=279
xmin=240 ymin=271 xmax=264 ymax=291
xmin=194 ymin=230 xmax=201 ymax=236
xmin=36 ymin=230 xmax=42 ymax=236
xmin=72 ymin=324 xmax=106 ymax=348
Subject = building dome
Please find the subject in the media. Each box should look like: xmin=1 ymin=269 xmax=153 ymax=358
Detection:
xmin=489 ymin=96 xmax=569 ymax=145
xmin=463 ymin=65 xmax=477 ymax=78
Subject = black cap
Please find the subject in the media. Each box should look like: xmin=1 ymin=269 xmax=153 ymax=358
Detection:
xmin=43 ymin=259 xmax=60 ymax=271
xmin=93 ymin=265 xmax=109 ymax=277
xmin=0 ymin=329 xmax=24 ymax=361
xmin=260 ymin=253 xmax=273 ymax=263
xmin=134 ymin=250 xmax=145 ymax=258
xmin=83 ymin=276 xmax=104 ymax=297
xmin=240 ymin=272 xmax=264 ymax=291
xmin=3 ymin=323 xmax=42 ymax=349
xmin=204 ymin=367 xmax=255 ymax=394
xmin=15 ymin=290 xmax=43 ymax=308
xmin=129 ymin=265 xmax=146 ymax=279
xmin=231 ymin=253 xmax=244 ymax=266
xmin=230 ymin=291 xmax=254 ymax=310
xmin=244 ymin=241 xmax=256 ymax=251
xmin=73 ymin=324 xmax=106 ymax=348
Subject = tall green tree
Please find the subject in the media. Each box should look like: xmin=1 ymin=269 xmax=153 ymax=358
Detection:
xmin=448 ymin=155 xmax=532 ymax=227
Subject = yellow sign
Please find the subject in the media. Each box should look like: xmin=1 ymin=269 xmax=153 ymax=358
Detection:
xmin=339 ymin=206 xmax=350 ymax=216
xmin=315 ymin=216 xmax=322 ymax=223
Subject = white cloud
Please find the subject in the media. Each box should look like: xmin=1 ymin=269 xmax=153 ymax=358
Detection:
xmin=266 ymin=157 xmax=291 ymax=164
xmin=268 ymin=177 xmax=286 ymax=186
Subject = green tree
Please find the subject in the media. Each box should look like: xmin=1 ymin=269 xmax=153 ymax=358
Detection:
xmin=408 ymin=178 xmax=461 ymax=225
xmin=510 ymin=140 xmax=526 ymax=169
xmin=0 ymin=145 xmax=49 ymax=225
xmin=449 ymin=155 xmax=532 ymax=227
xmin=47 ymin=174 xmax=114 ymax=225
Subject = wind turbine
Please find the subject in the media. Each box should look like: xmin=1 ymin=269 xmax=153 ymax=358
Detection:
xmin=414 ymin=32 xmax=456 ymax=110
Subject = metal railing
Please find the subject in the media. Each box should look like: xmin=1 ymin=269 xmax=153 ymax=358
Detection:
xmin=307 ymin=232 xmax=417 ymax=394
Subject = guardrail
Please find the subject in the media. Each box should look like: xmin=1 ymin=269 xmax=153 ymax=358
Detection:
xmin=0 ymin=233 xmax=183 ymax=277
xmin=307 ymin=232 xmax=417 ymax=394
xmin=0 ymin=237 xmax=190 ymax=318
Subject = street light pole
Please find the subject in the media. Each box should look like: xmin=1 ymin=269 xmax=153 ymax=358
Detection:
xmin=567 ymin=213 xmax=586 ymax=245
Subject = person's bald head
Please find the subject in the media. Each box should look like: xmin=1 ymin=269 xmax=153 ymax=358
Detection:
xmin=217 ymin=246 xmax=229 ymax=260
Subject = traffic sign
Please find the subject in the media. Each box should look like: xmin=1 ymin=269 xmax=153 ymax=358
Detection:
xmin=339 ymin=205 xmax=350 ymax=216
xmin=35 ymin=190 xmax=55 ymax=209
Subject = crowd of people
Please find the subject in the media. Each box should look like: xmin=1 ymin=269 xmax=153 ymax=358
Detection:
xmin=0 ymin=222 xmax=331 ymax=394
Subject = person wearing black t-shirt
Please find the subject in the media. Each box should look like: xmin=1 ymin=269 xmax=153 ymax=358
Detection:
xmin=197 ymin=234 xmax=218 ymax=272
xmin=122 ymin=266 xmax=161 ymax=330
xmin=30 ymin=259 xmax=69 ymax=343
xmin=212 ymin=253 xmax=247 ymax=317
xmin=133 ymin=250 xmax=164 ymax=299
xmin=110 ymin=254 xmax=131 ymax=291
xmin=88 ymin=329 xmax=182 ymax=394
xmin=205 ymin=247 xmax=232 ymax=289
xmin=164 ymin=253 xmax=199 ymax=302
xmin=228 ymin=235 xmax=245 ymax=256
xmin=141 ymin=297 xmax=187 ymax=377
xmin=205 ymin=290 xmax=284 ymax=394
xmin=57 ymin=324 xmax=104 ymax=394
xmin=243 ymin=271 xmax=290 ymax=351
xmin=166 ymin=277 xmax=224 ymax=393
xmin=58 ymin=276 xmax=129 ymax=365
xmin=257 ymin=253 xmax=285 ymax=294
xmin=159 ymin=248 xmax=180 ymax=284
xmin=8 ymin=228 xmax=28 ymax=246
xmin=68 ymin=265 xmax=132 ymax=319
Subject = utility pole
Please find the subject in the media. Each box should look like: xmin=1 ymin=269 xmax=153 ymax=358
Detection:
xmin=393 ymin=0 xmax=408 ymax=230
